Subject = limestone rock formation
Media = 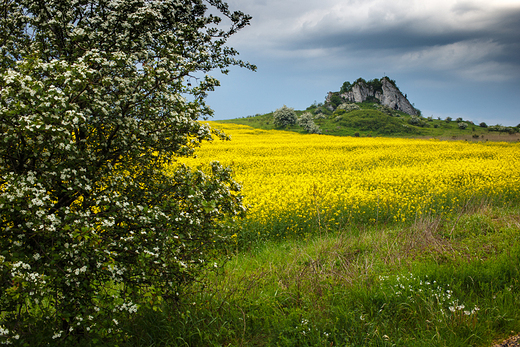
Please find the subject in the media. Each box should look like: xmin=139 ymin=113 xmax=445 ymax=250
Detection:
xmin=327 ymin=77 xmax=417 ymax=115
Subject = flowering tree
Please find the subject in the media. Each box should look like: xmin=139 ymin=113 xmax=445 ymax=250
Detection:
xmin=273 ymin=105 xmax=297 ymax=128
xmin=0 ymin=0 xmax=253 ymax=344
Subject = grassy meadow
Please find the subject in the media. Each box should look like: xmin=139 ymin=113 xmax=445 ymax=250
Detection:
xmin=130 ymin=123 xmax=520 ymax=346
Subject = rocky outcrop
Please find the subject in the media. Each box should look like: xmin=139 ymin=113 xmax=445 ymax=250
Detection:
xmin=328 ymin=77 xmax=417 ymax=116
xmin=378 ymin=78 xmax=417 ymax=115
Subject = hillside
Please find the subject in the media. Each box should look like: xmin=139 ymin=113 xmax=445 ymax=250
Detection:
xmin=221 ymin=77 xmax=520 ymax=141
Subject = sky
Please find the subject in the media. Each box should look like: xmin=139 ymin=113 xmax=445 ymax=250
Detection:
xmin=202 ymin=0 xmax=520 ymax=126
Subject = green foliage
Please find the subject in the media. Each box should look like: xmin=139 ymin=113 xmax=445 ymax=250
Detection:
xmin=408 ymin=115 xmax=421 ymax=125
xmin=480 ymin=122 xmax=488 ymax=128
xmin=298 ymin=112 xmax=322 ymax=134
xmin=408 ymin=115 xmax=428 ymax=127
xmin=367 ymin=78 xmax=383 ymax=93
xmin=339 ymin=110 xmax=418 ymax=135
xmin=374 ymin=104 xmax=398 ymax=117
xmin=340 ymin=81 xmax=352 ymax=94
xmin=488 ymin=124 xmax=516 ymax=133
xmin=328 ymin=93 xmax=343 ymax=109
xmin=339 ymin=77 xmax=397 ymax=95
xmin=337 ymin=103 xmax=361 ymax=112
xmin=273 ymin=105 xmax=298 ymax=128
xmin=125 ymin=204 xmax=520 ymax=347
xmin=458 ymin=122 xmax=468 ymax=129
xmin=0 ymin=0 xmax=251 ymax=344
xmin=446 ymin=117 xmax=453 ymax=122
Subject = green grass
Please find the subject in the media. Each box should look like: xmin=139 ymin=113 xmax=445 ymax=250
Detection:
xmin=219 ymin=102 xmax=520 ymax=141
xmin=126 ymin=202 xmax=520 ymax=346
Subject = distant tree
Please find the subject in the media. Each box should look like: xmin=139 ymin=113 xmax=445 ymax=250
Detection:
xmin=340 ymin=81 xmax=352 ymax=94
xmin=329 ymin=93 xmax=343 ymax=109
xmin=479 ymin=122 xmax=488 ymax=128
xmin=273 ymin=105 xmax=298 ymax=127
xmin=445 ymin=117 xmax=453 ymax=122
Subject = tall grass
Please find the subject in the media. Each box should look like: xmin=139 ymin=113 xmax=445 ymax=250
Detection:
xmin=126 ymin=202 xmax=520 ymax=346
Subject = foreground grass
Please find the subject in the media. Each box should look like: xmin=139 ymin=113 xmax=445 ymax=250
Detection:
xmin=127 ymin=202 xmax=520 ymax=346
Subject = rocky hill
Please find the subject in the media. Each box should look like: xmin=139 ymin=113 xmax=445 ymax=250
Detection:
xmin=327 ymin=77 xmax=417 ymax=115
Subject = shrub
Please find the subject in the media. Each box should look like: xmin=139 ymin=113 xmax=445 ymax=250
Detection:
xmin=408 ymin=116 xmax=430 ymax=127
xmin=456 ymin=117 xmax=463 ymax=122
xmin=298 ymin=112 xmax=322 ymax=134
xmin=458 ymin=122 xmax=468 ymax=129
xmin=328 ymin=94 xmax=343 ymax=109
xmin=480 ymin=122 xmax=488 ymax=128
xmin=333 ymin=109 xmax=347 ymax=117
xmin=408 ymin=116 xmax=422 ymax=126
xmin=338 ymin=103 xmax=361 ymax=112
xmin=446 ymin=117 xmax=452 ymax=122
xmin=273 ymin=105 xmax=298 ymax=128
xmin=0 ymin=0 xmax=251 ymax=344
xmin=373 ymin=104 xmax=395 ymax=116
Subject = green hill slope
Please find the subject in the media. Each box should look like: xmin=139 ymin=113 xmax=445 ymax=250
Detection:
xmin=220 ymin=101 xmax=519 ymax=141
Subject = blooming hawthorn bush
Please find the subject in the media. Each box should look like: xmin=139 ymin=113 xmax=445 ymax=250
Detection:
xmin=0 ymin=0 xmax=253 ymax=344
xmin=273 ymin=105 xmax=297 ymax=128
xmin=297 ymin=112 xmax=321 ymax=134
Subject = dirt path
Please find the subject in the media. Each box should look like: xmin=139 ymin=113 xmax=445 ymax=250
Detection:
xmin=492 ymin=334 xmax=520 ymax=347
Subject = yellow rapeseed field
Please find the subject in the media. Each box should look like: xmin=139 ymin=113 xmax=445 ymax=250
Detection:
xmin=177 ymin=122 xmax=520 ymax=240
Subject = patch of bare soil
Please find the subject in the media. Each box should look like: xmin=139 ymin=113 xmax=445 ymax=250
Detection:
xmin=492 ymin=334 xmax=520 ymax=347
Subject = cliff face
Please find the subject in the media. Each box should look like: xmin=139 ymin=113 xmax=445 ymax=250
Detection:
xmin=330 ymin=77 xmax=417 ymax=116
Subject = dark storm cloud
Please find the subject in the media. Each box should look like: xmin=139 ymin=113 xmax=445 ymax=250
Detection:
xmin=284 ymin=5 xmax=520 ymax=55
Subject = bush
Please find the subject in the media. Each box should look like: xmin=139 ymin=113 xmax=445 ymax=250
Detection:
xmin=298 ymin=112 xmax=322 ymax=134
xmin=332 ymin=109 xmax=347 ymax=117
xmin=408 ymin=116 xmax=421 ymax=125
xmin=328 ymin=94 xmax=343 ymax=109
xmin=337 ymin=103 xmax=361 ymax=112
xmin=458 ymin=122 xmax=468 ymax=129
xmin=456 ymin=117 xmax=464 ymax=122
xmin=273 ymin=105 xmax=298 ymax=128
xmin=374 ymin=104 xmax=397 ymax=116
xmin=479 ymin=122 xmax=488 ymax=128
xmin=446 ymin=117 xmax=452 ymax=122
xmin=0 ymin=0 xmax=251 ymax=344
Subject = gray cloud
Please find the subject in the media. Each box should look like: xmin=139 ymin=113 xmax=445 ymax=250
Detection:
xmin=226 ymin=0 xmax=520 ymax=79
